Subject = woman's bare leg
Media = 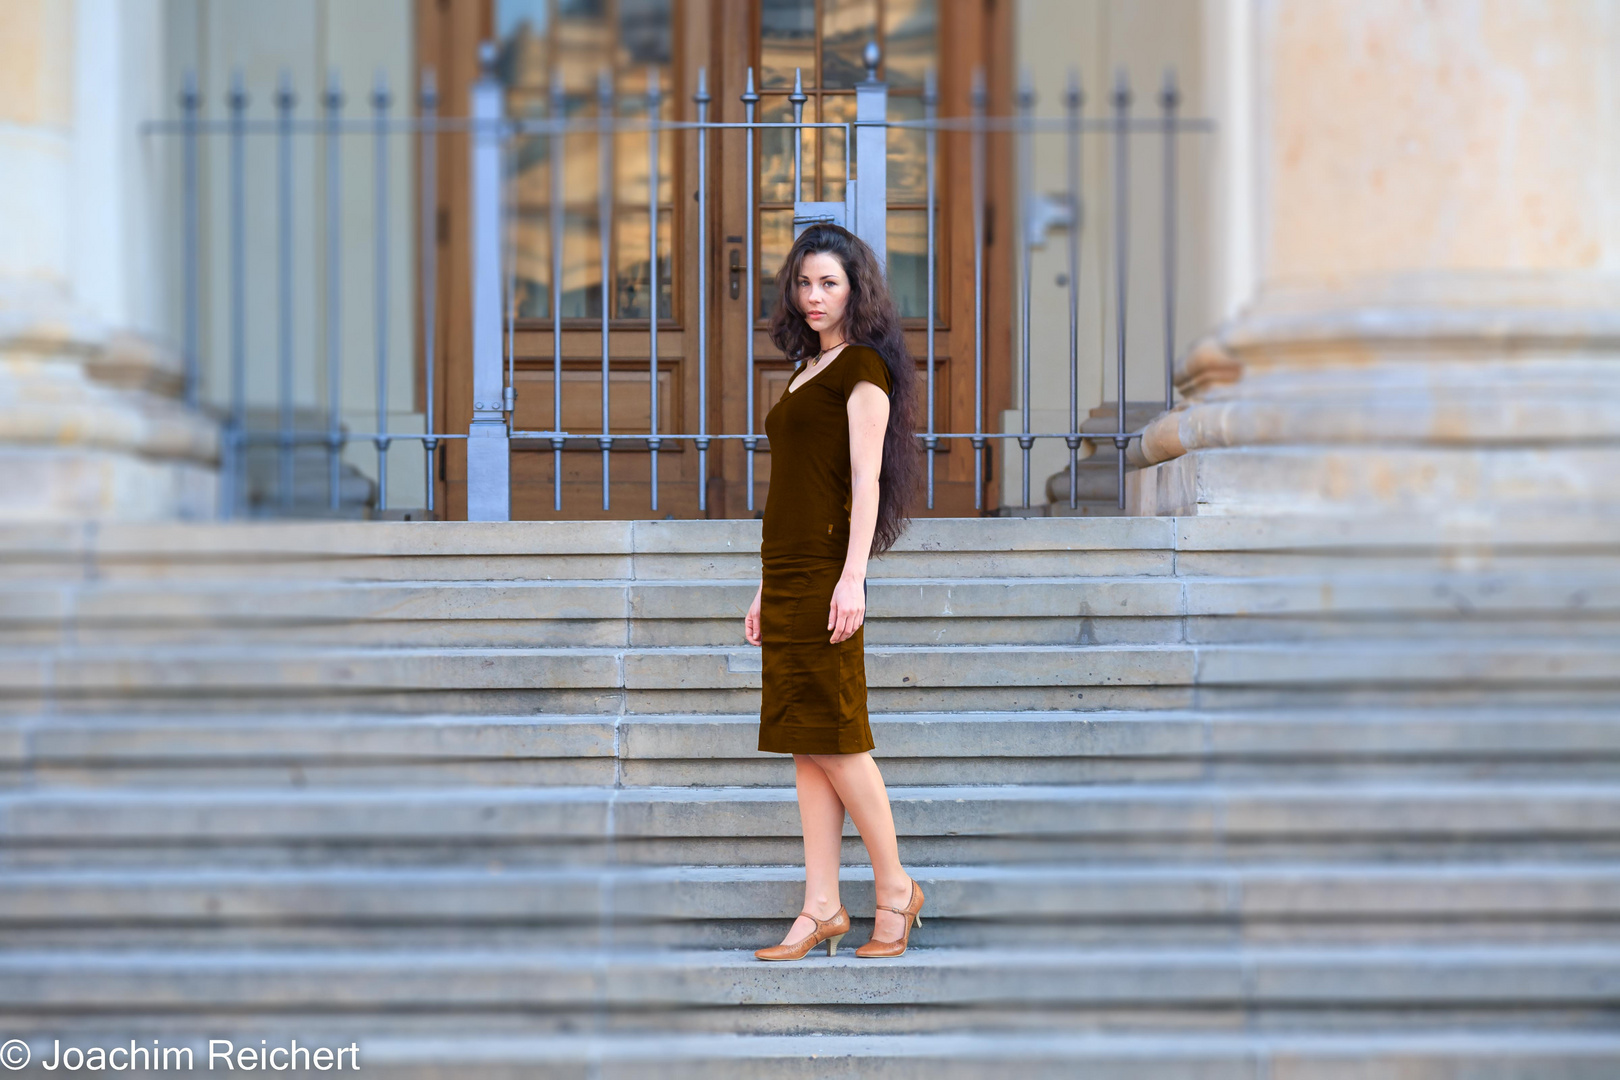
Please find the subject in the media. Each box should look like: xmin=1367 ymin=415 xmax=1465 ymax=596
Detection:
xmin=809 ymin=751 xmax=914 ymax=942
xmin=774 ymin=753 xmax=848 ymax=946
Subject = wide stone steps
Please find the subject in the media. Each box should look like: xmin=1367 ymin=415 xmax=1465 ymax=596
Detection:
xmin=4 ymin=863 xmax=1617 ymax=949
xmin=8 ymin=1031 xmax=1620 ymax=1080
xmin=4 ymin=782 xmax=1617 ymax=869
xmin=1 ymin=518 xmax=1182 ymax=583
xmin=4 ymin=515 xmax=1617 ymax=1074
xmin=6 ymin=944 xmax=1619 ymax=1026
xmin=8 ymin=709 xmax=1619 ymax=788
xmin=5 ymin=572 xmax=1612 ymax=648
xmin=7 ymin=640 xmax=1619 ymax=716
xmin=9 ymin=516 xmax=1618 ymax=581
xmin=188 ymin=1031 xmax=1620 ymax=1080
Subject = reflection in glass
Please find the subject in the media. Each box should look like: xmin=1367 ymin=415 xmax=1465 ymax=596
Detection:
xmin=615 ymin=96 xmax=674 ymax=206
xmin=498 ymin=0 xmax=551 ymax=110
xmin=555 ymin=2 xmax=611 ymax=93
xmin=820 ymin=95 xmax=855 ymax=202
xmin=882 ymin=0 xmax=937 ymax=90
xmin=615 ymin=64 xmax=671 ymax=99
xmin=887 ymin=208 xmax=939 ymax=320
xmin=823 ymin=0 xmax=877 ymax=89
xmin=759 ymin=209 xmax=794 ymax=320
xmin=501 ymin=1 xmax=559 ymax=322
xmin=561 ymin=208 xmax=603 ymax=319
xmin=495 ymin=0 xmax=676 ymax=323
xmin=760 ymin=97 xmax=816 ymax=204
xmin=499 ymin=0 xmax=552 ymax=39
xmin=886 ymin=94 xmax=925 ymax=201
xmin=759 ymin=97 xmax=792 ymax=204
xmin=617 ymin=0 xmax=671 ymax=67
xmin=615 ymin=208 xmax=672 ymax=318
xmin=760 ymin=0 xmax=815 ymax=90
xmin=560 ymin=109 xmax=600 ymax=207
xmin=748 ymin=0 xmax=945 ymax=329
xmin=512 ymin=208 xmax=552 ymax=319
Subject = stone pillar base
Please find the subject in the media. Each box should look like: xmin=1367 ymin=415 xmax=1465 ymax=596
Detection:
xmin=0 ymin=305 xmax=220 ymax=521
xmin=1130 ymin=274 xmax=1620 ymax=518
xmin=1128 ymin=446 xmax=1620 ymax=517
xmin=0 ymin=447 xmax=217 ymax=521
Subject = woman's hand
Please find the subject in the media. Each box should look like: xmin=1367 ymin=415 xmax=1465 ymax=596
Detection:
xmin=744 ymin=583 xmax=763 ymax=646
xmin=828 ymin=574 xmax=865 ymax=643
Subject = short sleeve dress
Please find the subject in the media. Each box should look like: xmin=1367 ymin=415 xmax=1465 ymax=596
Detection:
xmin=757 ymin=344 xmax=894 ymax=754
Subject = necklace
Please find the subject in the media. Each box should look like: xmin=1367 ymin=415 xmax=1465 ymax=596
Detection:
xmin=809 ymin=339 xmax=847 ymax=370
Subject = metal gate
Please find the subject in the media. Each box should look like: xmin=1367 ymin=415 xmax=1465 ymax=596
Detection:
xmin=147 ymin=42 xmax=1209 ymax=520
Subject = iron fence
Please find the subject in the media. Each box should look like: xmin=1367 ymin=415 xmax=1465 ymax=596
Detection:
xmin=144 ymin=41 xmax=1211 ymax=520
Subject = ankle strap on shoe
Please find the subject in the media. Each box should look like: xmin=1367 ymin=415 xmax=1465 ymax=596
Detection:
xmin=876 ymin=882 xmax=918 ymax=917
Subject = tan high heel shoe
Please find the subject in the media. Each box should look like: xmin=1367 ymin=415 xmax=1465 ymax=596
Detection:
xmin=855 ymin=879 xmax=924 ymax=958
xmin=753 ymin=904 xmax=851 ymax=961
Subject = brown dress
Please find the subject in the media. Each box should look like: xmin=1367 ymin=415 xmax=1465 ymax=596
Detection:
xmin=757 ymin=344 xmax=894 ymax=755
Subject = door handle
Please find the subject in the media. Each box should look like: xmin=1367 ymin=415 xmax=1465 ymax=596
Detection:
xmin=729 ymin=249 xmax=742 ymax=300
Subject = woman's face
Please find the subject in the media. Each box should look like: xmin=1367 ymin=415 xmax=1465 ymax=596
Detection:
xmin=796 ymin=250 xmax=850 ymax=338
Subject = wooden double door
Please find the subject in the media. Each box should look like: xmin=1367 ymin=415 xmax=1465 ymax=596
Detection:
xmin=419 ymin=0 xmax=1013 ymax=520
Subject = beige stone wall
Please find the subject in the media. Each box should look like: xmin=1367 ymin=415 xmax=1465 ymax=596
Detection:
xmin=0 ymin=0 xmax=75 ymax=289
xmin=1263 ymin=0 xmax=1616 ymax=283
xmin=0 ymin=1 xmax=73 ymax=128
xmin=2 ymin=0 xmax=177 ymax=334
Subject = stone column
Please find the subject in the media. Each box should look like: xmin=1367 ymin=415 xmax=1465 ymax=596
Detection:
xmin=1129 ymin=0 xmax=1620 ymax=517
xmin=0 ymin=0 xmax=217 ymax=520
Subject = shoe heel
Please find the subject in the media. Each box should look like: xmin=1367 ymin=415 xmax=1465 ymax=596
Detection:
xmin=826 ymin=932 xmax=846 ymax=956
xmin=913 ymin=913 xmax=922 ymax=928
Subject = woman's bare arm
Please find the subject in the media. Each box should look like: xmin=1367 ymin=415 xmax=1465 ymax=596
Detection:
xmin=830 ymin=380 xmax=889 ymax=643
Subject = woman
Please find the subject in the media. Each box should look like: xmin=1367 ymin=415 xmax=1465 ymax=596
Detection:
xmin=742 ymin=224 xmax=925 ymax=961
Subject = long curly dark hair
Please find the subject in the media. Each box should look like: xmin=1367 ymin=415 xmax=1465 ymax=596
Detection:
xmin=767 ymin=223 xmax=921 ymax=557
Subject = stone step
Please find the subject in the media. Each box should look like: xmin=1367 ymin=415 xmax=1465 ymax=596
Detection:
xmin=6 ymin=944 xmax=1619 ymax=1029
xmin=5 ymin=863 xmax=1617 ymax=949
xmin=0 ymin=518 xmax=1180 ymax=584
xmin=202 ymin=1031 xmax=1620 ymax=1080
xmin=8 ymin=516 xmax=1620 ymax=586
xmin=8 ymin=709 xmax=1620 ymax=789
xmin=6 ymin=640 xmax=1618 ymax=717
xmin=5 ymin=572 xmax=1612 ymax=648
xmin=4 ymin=783 xmax=1617 ymax=869
xmin=7 ymin=1030 xmax=1620 ymax=1080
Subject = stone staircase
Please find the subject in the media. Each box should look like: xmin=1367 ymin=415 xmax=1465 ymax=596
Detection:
xmin=2 ymin=516 xmax=1619 ymax=1078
